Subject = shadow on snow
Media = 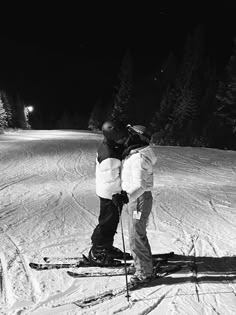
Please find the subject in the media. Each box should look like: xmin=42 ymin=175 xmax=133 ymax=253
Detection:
xmin=148 ymin=253 xmax=236 ymax=287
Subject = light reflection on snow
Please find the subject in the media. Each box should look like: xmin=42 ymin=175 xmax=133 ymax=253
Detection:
xmin=0 ymin=130 xmax=235 ymax=315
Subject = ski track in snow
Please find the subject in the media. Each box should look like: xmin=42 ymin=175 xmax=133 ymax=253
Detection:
xmin=0 ymin=130 xmax=236 ymax=314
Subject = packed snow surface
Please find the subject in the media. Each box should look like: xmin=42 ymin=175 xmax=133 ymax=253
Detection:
xmin=0 ymin=130 xmax=236 ymax=314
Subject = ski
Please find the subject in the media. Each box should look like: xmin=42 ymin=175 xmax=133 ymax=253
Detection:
xmin=29 ymin=252 xmax=175 ymax=271
xmin=43 ymin=253 xmax=133 ymax=264
xmin=43 ymin=256 xmax=83 ymax=263
xmin=29 ymin=254 xmax=89 ymax=270
xmin=29 ymin=255 xmax=131 ymax=271
xmin=73 ymin=264 xmax=182 ymax=308
xmin=43 ymin=251 xmax=174 ymax=264
xmin=153 ymin=251 xmax=174 ymax=259
xmin=67 ymin=258 xmax=168 ymax=278
xmin=29 ymin=262 xmax=83 ymax=270
xmin=67 ymin=268 xmax=131 ymax=278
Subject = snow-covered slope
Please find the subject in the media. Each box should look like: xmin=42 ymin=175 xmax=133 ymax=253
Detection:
xmin=0 ymin=130 xmax=236 ymax=315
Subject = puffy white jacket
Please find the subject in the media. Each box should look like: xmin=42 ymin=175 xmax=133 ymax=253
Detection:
xmin=121 ymin=145 xmax=157 ymax=202
xmin=96 ymin=156 xmax=122 ymax=199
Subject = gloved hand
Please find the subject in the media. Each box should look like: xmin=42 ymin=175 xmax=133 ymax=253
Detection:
xmin=112 ymin=193 xmax=124 ymax=208
xmin=112 ymin=191 xmax=129 ymax=208
xmin=121 ymin=190 xmax=129 ymax=204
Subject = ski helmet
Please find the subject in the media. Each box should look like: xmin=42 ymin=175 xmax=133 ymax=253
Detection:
xmin=127 ymin=124 xmax=152 ymax=143
xmin=102 ymin=120 xmax=128 ymax=141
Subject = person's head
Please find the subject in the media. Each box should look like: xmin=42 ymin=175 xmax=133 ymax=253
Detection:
xmin=102 ymin=120 xmax=128 ymax=145
xmin=125 ymin=124 xmax=152 ymax=147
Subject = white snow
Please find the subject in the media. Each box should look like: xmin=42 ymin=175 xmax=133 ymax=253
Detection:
xmin=0 ymin=129 xmax=236 ymax=315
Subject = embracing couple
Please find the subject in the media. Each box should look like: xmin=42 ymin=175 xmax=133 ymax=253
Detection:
xmin=89 ymin=120 xmax=157 ymax=286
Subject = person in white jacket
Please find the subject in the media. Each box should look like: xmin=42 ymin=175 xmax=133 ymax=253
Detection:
xmin=112 ymin=124 xmax=157 ymax=285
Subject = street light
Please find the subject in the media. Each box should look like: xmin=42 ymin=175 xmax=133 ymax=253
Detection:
xmin=27 ymin=106 xmax=34 ymax=113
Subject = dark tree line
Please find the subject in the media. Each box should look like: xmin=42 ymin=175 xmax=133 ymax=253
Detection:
xmin=89 ymin=26 xmax=236 ymax=150
xmin=1 ymin=25 xmax=235 ymax=150
xmin=214 ymin=38 xmax=236 ymax=148
xmin=0 ymin=92 xmax=31 ymax=132
xmin=151 ymin=25 xmax=217 ymax=146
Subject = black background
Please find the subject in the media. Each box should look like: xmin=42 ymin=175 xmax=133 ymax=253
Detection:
xmin=0 ymin=3 xmax=235 ymax=125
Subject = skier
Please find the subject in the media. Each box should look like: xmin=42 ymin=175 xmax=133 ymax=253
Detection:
xmin=88 ymin=120 xmax=130 ymax=266
xmin=112 ymin=124 xmax=157 ymax=285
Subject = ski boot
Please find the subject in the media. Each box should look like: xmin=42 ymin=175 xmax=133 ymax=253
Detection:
xmin=88 ymin=246 xmax=122 ymax=267
xmin=129 ymin=272 xmax=153 ymax=286
xmin=103 ymin=245 xmax=132 ymax=260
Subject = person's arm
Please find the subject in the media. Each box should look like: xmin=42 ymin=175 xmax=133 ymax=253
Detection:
xmin=126 ymin=154 xmax=149 ymax=202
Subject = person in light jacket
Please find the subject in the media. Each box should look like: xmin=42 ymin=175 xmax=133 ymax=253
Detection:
xmin=112 ymin=124 xmax=157 ymax=285
xmin=88 ymin=120 xmax=130 ymax=266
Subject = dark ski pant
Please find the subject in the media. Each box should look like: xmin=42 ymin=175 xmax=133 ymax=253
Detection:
xmin=91 ymin=197 xmax=119 ymax=248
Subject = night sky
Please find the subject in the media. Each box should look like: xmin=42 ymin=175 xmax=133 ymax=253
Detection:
xmin=0 ymin=3 xmax=236 ymax=126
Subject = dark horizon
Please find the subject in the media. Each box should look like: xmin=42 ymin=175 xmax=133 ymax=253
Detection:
xmin=0 ymin=3 xmax=236 ymax=127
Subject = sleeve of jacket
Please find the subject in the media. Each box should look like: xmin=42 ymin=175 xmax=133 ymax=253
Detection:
xmin=128 ymin=153 xmax=151 ymax=202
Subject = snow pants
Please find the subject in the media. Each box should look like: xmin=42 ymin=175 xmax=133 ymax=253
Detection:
xmin=127 ymin=191 xmax=153 ymax=277
xmin=91 ymin=197 xmax=119 ymax=248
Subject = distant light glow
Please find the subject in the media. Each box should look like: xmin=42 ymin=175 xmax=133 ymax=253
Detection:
xmin=27 ymin=106 xmax=34 ymax=112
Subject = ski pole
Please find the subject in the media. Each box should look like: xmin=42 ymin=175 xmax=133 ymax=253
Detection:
xmin=118 ymin=205 xmax=130 ymax=302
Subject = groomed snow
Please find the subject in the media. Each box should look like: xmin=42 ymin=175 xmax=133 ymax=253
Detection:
xmin=0 ymin=130 xmax=236 ymax=315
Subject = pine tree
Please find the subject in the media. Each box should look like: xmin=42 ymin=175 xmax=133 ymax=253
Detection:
xmin=7 ymin=94 xmax=18 ymax=128
xmin=165 ymin=25 xmax=205 ymax=144
xmin=160 ymin=51 xmax=177 ymax=92
xmin=0 ymin=90 xmax=13 ymax=127
xmin=150 ymin=51 xmax=177 ymax=137
xmin=196 ymin=58 xmax=217 ymax=146
xmin=151 ymin=25 xmax=210 ymax=146
xmin=151 ymin=85 xmax=175 ymax=131
xmin=174 ymin=25 xmax=204 ymax=126
xmin=0 ymin=96 xmax=8 ymax=131
xmin=88 ymin=99 xmax=104 ymax=130
xmin=216 ymin=37 xmax=236 ymax=134
xmin=110 ymin=49 xmax=133 ymax=124
xmin=15 ymin=95 xmax=27 ymax=129
xmin=173 ymin=85 xmax=198 ymax=129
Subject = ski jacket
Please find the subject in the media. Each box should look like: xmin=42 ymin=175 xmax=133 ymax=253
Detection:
xmin=121 ymin=145 xmax=157 ymax=202
xmin=95 ymin=139 xmax=123 ymax=200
